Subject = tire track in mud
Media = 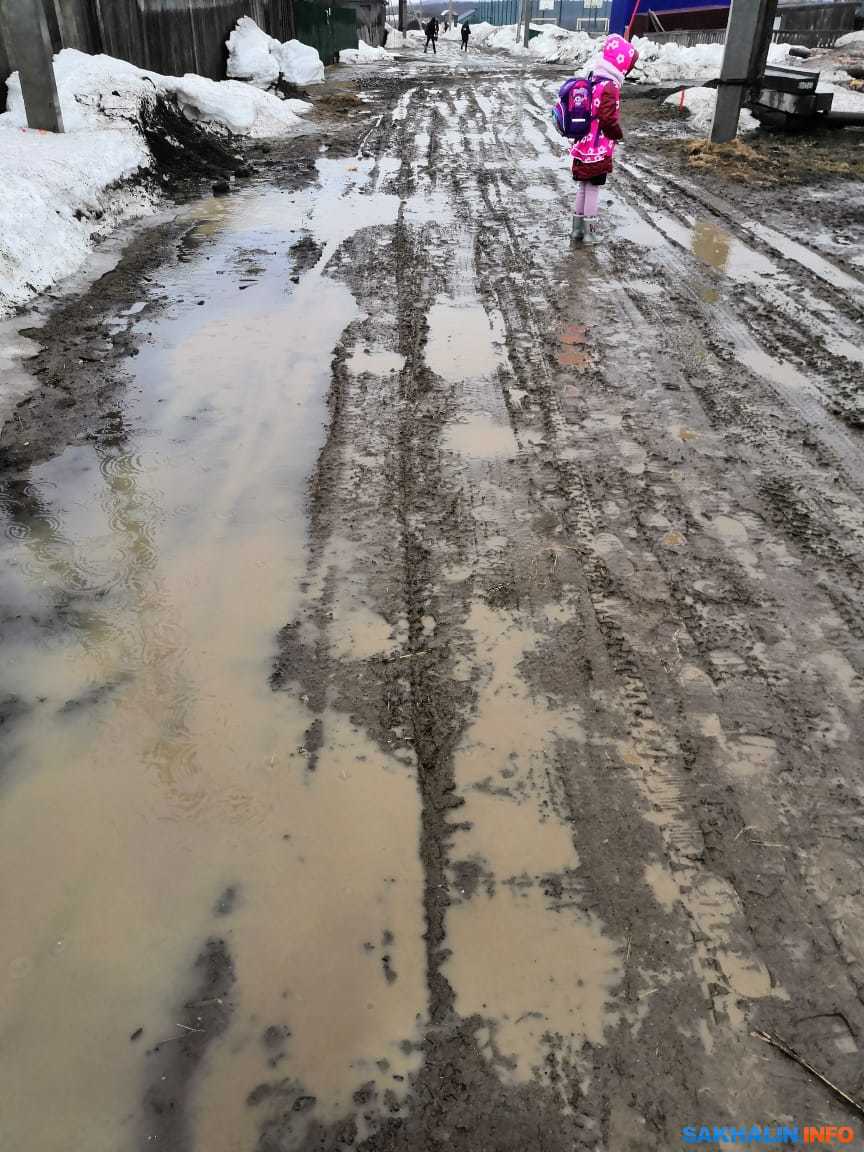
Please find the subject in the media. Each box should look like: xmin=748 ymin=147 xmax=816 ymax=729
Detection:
xmin=446 ymin=74 xmax=864 ymax=1133
xmin=430 ymin=77 xmax=809 ymax=1133
xmin=119 ymin=71 xmax=864 ymax=1151
xmin=114 ymin=69 xmax=864 ymax=1149
xmin=264 ymin=84 xmax=600 ymax=1151
xmin=614 ymin=160 xmax=864 ymax=432
xmin=586 ymin=119 xmax=864 ymax=1083
xmin=605 ymin=170 xmax=864 ymax=651
xmin=627 ymin=159 xmax=864 ymax=313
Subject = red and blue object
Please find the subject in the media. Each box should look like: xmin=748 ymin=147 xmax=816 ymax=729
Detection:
xmin=609 ymin=0 xmax=730 ymax=37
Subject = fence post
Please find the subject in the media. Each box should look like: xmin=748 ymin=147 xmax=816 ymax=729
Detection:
xmin=710 ymin=0 xmax=777 ymax=143
xmin=0 ymin=0 xmax=64 ymax=131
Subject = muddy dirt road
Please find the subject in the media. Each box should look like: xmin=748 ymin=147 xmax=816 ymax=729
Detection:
xmin=3 ymin=44 xmax=864 ymax=1151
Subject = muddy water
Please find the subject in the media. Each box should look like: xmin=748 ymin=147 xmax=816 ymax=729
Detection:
xmin=445 ymin=601 xmax=621 ymax=1080
xmin=0 ymin=167 xmax=424 ymax=1151
xmin=428 ymin=282 xmax=622 ymax=1081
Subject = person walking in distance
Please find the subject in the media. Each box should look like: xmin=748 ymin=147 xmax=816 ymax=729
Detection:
xmin=424 ymin=16 xmax=439 ymax=53
xmin=460 ymin=21 xmax=470 ymax=50
xmin=565 ymin=34 xmax=639 ymax=243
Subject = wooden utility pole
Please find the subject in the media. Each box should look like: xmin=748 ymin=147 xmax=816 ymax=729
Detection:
xmin=522 ymin=0 xmax=531 ymax=46
xmin=0 ymin=0 xmax=64 ymax=131
xmin=710 ymin=0 xmax=778 ymax=143
xmin=399 ymin=0 xmax=406 ymax=39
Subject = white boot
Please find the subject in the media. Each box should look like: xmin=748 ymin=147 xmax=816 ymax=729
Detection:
xmin=582 ymin=216 xmax=599 ymax=244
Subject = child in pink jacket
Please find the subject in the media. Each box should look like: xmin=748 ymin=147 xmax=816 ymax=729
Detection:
xmin=570 ymin=34 xmax=639 ymax=242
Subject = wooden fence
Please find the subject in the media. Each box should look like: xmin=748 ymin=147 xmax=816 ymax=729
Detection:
xmin=1 ymin=0 xmax=376 ymax=98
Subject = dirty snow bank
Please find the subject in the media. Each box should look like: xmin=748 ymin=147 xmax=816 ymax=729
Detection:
xmin=478 ymin=23 xmax=790 ymax=82
xmin=0 ymin=48 xmax=313 ymax=315
xmin=339 ymin=40 xmax=393 ymax=64
xmin=226 ymin=17 xmax=325 ymax=86
xmin=0 ymin=123 xmax=151 ymax=314
xmin=489 ymin=23 xmax=597 ymax=65
xmin=4 ymin=49 xmax=313 ymax=136
xmin=448 ymin=21 xmax=496 ymax=42
xmin=632 ymin=34 xmax=790 ymax=83
xmin=835 ymin=30 xmax=864 ymax=49
xmin=816 ymin=80 xmax=864 ymax=112
xmin=663 ymin=74 xmax=864 ymax=133
xmin=664 ymin=86 xmax=758 ymax=134
xmin=274 ymin=40 xmax=326 ymax=85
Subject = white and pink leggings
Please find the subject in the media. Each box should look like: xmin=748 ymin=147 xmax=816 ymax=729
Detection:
xmin=574 ymin=181 xmax=601 ymax=218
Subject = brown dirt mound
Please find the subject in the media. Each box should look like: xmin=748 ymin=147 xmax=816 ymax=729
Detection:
xmin=137 ymin=92 xmax=245 ymax=182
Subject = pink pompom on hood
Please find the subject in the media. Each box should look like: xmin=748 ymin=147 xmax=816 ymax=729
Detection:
xmin=592 ymin=33 xmax=639 ymax=86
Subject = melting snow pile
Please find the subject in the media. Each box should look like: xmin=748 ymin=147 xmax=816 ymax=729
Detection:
xmin=836 ymin=30 xmax=864 ymax=49
xmin=475 ymin=23 xmax=790 ymax=82
xmin=485 ymin=23 xmax=597 ymax=65
xmin=275 ymin=40 xmax=327 ymax=85
xmin=816 ymin=81 xmax=864 ymax=112
xmin=0 ymin=122 xmax=149 ymax=314
xmin=664 ymin=72 xmax=864 ymax=134
xmin=339 ymin=40 xmax=393 ymax=65
xmin=664 ymin=86 xmax=758 ymax=134
xmin=4 ymin=49 xmax=312 ymax=139
xmin=454 ymin=21 xmax=496 ymax=43
xmin=631 ymin=35 xmax=790 ymax=82
xmin=226 ymin=17 xmax=325 ymax=87
xmin=0 ymin=48 xmax=313 ymax=314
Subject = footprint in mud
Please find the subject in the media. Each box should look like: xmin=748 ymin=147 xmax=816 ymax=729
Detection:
xmin=213 ymin=884 xmax=240 ymax=917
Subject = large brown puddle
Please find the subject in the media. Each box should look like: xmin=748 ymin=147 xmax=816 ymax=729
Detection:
xmin=0 ymin=166 xmax=425 ymax=1151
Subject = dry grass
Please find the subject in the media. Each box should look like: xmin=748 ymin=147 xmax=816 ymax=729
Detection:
xmin=313 ymin=90 xmax=361 ymax=113
xmin=685 ymin=138 xmax=769 ymax=184
xmin=656 ymin=129 xmax=864 ymax=187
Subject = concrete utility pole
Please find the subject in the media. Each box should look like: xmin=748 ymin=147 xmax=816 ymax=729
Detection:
xmin=522 ymin=0 xmax=531 ymax=46
xmin=399 ymin=0 xmax=406 ymax=41
xmin=710 ymin=0 xmax=778 ymax=143
xmin=0 ymin=0 xmax=63 ymax=131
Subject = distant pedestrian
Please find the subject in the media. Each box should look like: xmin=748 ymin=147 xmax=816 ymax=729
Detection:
xmin=460 ymin=20 xmax=470 ymax=50
xmin=563 ymin=34 xmax=638 ymax=243
xmin=443 ymin=20 xmax=449 ymax=32
xmin=424 ymin=17 xmax=439 ymax=53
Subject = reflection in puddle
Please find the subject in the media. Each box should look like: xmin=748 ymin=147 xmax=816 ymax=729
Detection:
xmin=0 ymin=172 xmax=424 ymax=1151
xmin=750 ymin=221 xmax=864 ymax=301
xmin=558 ymin=320 xmax=591 ymax=369
xmin=426 ymin=298 xmax=506 ymax=384
xmin=692 ymin=219 xmax=730 ymax=272
xmin=445 ymin=411 xmax=517 ymax=460
xmin=347 ymin=347 xmax=406 ymax=377
xmin=736 ymin=346 xmax=810 ymax=392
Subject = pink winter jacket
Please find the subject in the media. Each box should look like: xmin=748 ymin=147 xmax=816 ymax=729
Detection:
xmin=570 ymin=34 xmax=639 ymax=180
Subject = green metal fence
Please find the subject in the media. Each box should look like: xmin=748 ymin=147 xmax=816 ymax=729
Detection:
xmin=294 ymin=0 xmax=359 ymax=62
